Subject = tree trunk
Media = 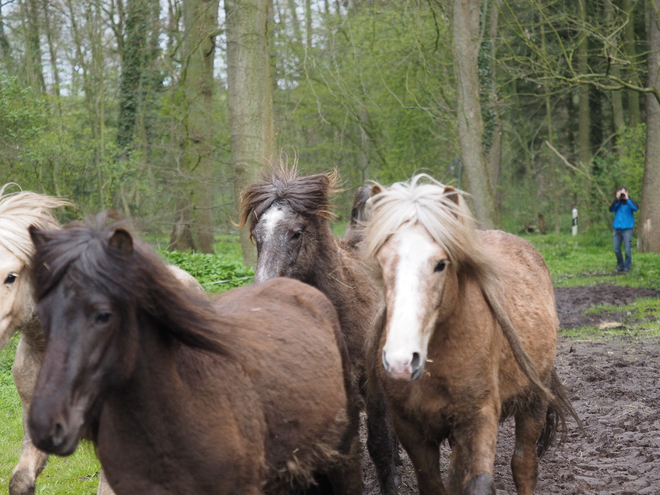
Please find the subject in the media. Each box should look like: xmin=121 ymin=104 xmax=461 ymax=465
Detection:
xmin=117 ymin=0 xmax=150 ymax=154
xmin=169 ymin=0 xmax=218 ymax=253
xmin=305 ymin=0 xmax=312 ymax=49
xmin=605 ymin=0 xmax=625 ymax=155
xmin=452 ymin=0 xmax=498 ymax=229
xmin=639 ymin=1 xmax=660 ymax=253
xmin=577 ymin=0 xmax=590 ymax=166
xmin=485 ymin=0 xmax=502 ymax=199
xmin=225 ymin=0 xmax=275 ymax=267
xmin=0 ymin=2 xmax=12 ymax=69
xmin=23 ymin=0 xmax=46 ymax=94
xmin=623 ymin=0 xmax=640 ymax=127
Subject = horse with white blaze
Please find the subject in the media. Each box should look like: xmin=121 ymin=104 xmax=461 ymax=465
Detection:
xmin=363 ymin=174 xmax=580 ymax=495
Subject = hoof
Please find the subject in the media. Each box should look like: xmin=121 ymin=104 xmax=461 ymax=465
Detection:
xmin=9 ymin=469 xmax=36 ymax=495
xmin=464 ymin=473 xmax=495 ymax=495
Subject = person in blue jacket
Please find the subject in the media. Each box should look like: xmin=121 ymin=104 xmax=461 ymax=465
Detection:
xmin=609 ymin=187 xmax=639 ymax=273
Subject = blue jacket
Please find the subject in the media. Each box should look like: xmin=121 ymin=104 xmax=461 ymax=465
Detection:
xmin=609 ymin=198 xmax=639 ymax=230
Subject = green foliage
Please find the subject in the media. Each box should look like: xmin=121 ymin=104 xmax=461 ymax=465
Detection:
xmin=160 ymin=249 xmax=254 ymax=293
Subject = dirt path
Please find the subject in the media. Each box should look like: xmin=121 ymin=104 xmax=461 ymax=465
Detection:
xmin=361 ymin=285 xmax=660 ymax=494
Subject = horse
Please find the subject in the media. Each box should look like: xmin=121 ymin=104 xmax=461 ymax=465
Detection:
xmin=362 ymin=174 xmax=580 ymax=495
xmin=0 ymin=187 xmax=202 ymax=495
xmin=239 ymin=165 xmax=400 ymax=495
xmin=27 ymin=213 xmax=363 ymax=495
xmin=343 ymin=185 xmax=372 ymax=248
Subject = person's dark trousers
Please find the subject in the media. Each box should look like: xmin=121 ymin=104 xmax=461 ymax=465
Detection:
xmin=613 ymin=228 xmax=633 ymax=272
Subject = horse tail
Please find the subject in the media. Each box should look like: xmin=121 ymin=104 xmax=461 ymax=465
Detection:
xmin=482 ymin=286 xmax=555 ymax=403
xmin=537 ymin=370 xmax=583 ymax=458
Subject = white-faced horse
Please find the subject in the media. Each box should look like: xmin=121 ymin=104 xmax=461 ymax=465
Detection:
xmin=363 ymin=175 xmax=579 ymax=495
xmin=0 ymin=187 xmax=202 ymax=495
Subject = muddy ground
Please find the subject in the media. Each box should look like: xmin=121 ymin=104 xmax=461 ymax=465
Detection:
xmin=361 ymin=285 xmax=660 ymax=494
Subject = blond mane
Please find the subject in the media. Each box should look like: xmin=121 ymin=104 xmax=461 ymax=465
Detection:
xmin=0 ymin=184 xmax=71 ymax=266
xmin=364 ymin=174 xmax=498 ymax=285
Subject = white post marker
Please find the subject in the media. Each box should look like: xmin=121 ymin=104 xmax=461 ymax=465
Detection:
xmin=572 ymin=208 xmax=578 ymax=236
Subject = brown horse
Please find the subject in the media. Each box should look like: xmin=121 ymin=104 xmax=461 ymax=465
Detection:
xmin=0 ymin=187 xmax=202 ymax=495
xmin=27 ymin=214 xmax=362 ymax=494
xmin=363 ymin=175 xmax=579 ymax=495
xmin=239 ymin=166 xmax=400 ymax=495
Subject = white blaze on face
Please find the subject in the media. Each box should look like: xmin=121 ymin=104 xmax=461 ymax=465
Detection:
xmin=379 ymin=224 xmax=440 ymax=380
xmin=254 ymin=206 xmax=286 ymax=282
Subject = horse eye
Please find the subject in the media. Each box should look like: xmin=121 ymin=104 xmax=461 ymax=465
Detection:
xmin=94 ymin=312 xmax=112 ymax=325
xmin=4 ymin=273 xmax=17 ymax=284
xmin=434 ymin=261 xmax=447 ymax=273
xmin=291 ymin=231 xmax=303 ymax=240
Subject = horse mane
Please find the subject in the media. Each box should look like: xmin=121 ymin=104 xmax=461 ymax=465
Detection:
xmin=365 ymin=174 xmax=556 ymax=403
xmin=239 ymin=159 xmax=338 ymax=236
xmin=0 ymin=184 xmax=70 ymax=266
xmin=31 ymin=212 xmax=236 ymax=359
xmin=364 ymin=174 xmax=497 ymax=286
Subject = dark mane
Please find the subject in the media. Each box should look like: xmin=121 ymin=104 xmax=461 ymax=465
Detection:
xmin=31 ymin=212 xmax=235 ymax=358
xmin=239 ymin=163 xmax=337 ymax=235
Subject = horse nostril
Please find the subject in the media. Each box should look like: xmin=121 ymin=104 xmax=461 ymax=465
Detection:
xmin=382 ymin=350 xmax=390 ymax=371
xmin=51 ymin=421 xmax=65 ymax=447
xmin=411 ymin=352 xmax=421 ymax=370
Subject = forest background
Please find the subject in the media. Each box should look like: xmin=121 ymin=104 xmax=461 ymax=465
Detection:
xmin=1 ymin=0 xmax=660 ymax=266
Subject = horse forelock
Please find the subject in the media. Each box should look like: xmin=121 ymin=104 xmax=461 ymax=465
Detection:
xmin=0 ymin=186 xmax=69 ymax=266
xmin=239 ymin=161 xmax=338 ymax=234
xmin=365 ymin=174 xmax=499 ymax=288
xmin=32 ymin=215 xmax=238 ymax=360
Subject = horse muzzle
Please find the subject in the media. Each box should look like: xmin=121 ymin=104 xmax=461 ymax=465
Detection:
xmin=28 ymin=400 xmax=83 ymax=456
xmin=382 ymin=349 xmax=425 ymax=381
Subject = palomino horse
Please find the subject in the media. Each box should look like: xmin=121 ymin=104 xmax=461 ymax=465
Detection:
xmin=0 ymin=187 xmax=201 ymax=495
xmin=363 ymin=175 xmax=579 ymax=495
xmin=27 ymin=213 xmax=363 ymax=494
xmin=240 ymin=166 xmax=400 ymax=495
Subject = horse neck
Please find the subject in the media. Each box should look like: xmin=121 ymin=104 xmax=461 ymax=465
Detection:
xmin=308 ymin=227 xmax=352 ymax=302
xmin=101 ymin=313 xmax=233 ymax=444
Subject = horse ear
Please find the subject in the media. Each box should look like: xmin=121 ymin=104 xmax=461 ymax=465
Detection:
xmin=108 ymin=228 xmax=133 ymax=255
xmin=443 ymin=186 xmax=460 ymax=206
xmin=370 ymin=184 xmax=383 ymax=197
xmin=29 ymin=226 xmax=54 ymax=250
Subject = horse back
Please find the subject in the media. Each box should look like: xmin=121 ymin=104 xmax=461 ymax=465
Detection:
xmin=477 ymin=230 xmax=558 ymax=393
xmin=211 ymin=278 xmax=354 ymax=489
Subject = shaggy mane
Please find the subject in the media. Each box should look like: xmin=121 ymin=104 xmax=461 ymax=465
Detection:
xmin=31 ymin=212 xmax=236 ymax=359
xmin=365 ymin=174 xmax=498 ymax=285
xmin=239 ymin=160 xmax=337 ymax=236
xmin=0 ymin=184 xmax=70 ymax=265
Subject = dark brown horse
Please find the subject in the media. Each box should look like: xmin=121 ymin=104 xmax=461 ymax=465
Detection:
xmin=239 ymin=166 xmax=400 ymax=495
xmin=27 ymin=214 xmax=362 ymax=494
xmin=364 ymin=175 xmax=580 ymax=495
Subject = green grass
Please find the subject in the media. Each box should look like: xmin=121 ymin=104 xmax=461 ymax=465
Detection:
xmin=523 ymin=232 xmax=660 ymax=290
xmin=0 ymin=336 xmax=101 ymax=494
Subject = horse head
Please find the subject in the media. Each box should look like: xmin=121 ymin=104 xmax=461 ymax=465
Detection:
xmin=27 ymin=223 xmax=141 ymax=456
xmin=0 ymin=185 xmax=69 ymax=349
xmin=240 ymin=163 xmax=337 ymax=284
xmin=365 ymin=175 xmax=492 ymax=382
xmin=27 ymin=214 xmax=227 ymax=457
